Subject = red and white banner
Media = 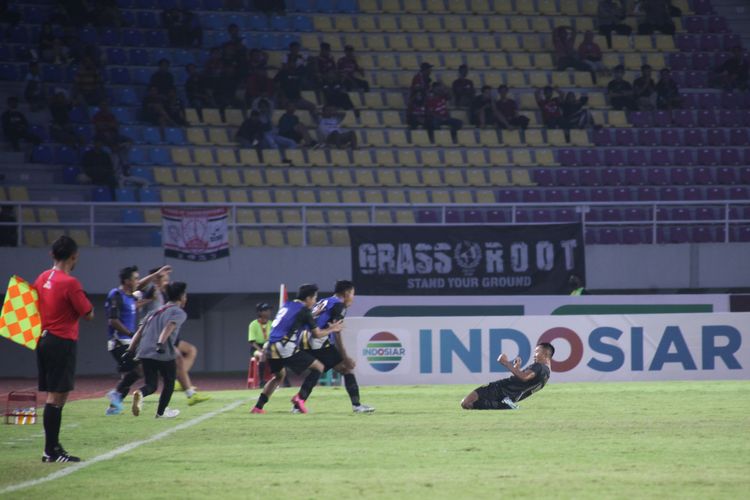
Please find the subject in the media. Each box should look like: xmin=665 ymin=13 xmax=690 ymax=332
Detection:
xmin=162 ymin=208 xmax=229 ymax=261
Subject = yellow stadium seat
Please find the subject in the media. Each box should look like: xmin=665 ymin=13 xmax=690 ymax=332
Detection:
xmin=314 ymin=15 xmax=334 ymax=32
xmin=546 ymin=129 xmax=567 ymax=147
xmin=455 ymin=36 xmax=476 ymax=51
xmin=263 ymin=149 xmax=285 ymax=167
xmin=251 ymin=190 xmax=273 ymax=203
xmin=335 ymin=16 xmax=355 ymax=32
xmin=229 ymin=190 xmax=249 ymax=203
xmin=477 ymin=35 xmax=499 ymax=51
xmin=412 ymin=34 xmax=432 ymax=51
xmin=201 ymin=109 xmax=223 ymax=126
xmin=382 ymin=111 xmax=402 ymax=127
xmin=478 ymin=129 xmax=499 ymax=146
xmin=466 ymin=149 xmax=488 ymax=166
xmin=443 ymin=150 xmax=464 ymax=167
xmin=512 ymin=53 xmax=532 ymax=69
xmin=206 ymin=189 xmax=226 ymax=203
xmin=603 ymin=53 xmax=621 ymax=68
xmin=306 ymin=209 xmax=325 ymax=224
xmin=225 ymin=109 xmax=243 ymax=126
xmin=500 ymin=35 xmax=520 ymax=51
xmin=283 ymin=149 xmax=305 ymax=166
xmin=454 ymin=190 xmax=473 ymax=203
xmin=289 ymin=169 xmax=309 ymax=186
xmin=444 ymin=15 xmax=465 ymax=32
xmin=465 ymin=16 xmax=485 ymax=32
xmin=184 ymin=189 xmax=204 ymax=203
xmin=364 ymin=190 xmax=384 ymax=203
xmin=624 ymin=53 xmax=642 ymax=70
xmin=512 ymin=150 xmax=533 ymax=167
xmin=476 ymin=190 xmax=495 ymax=203
xmin=455 ymin=130 xmax=476 ymax=147
xmin=409 ymin=190 xmax=429 ymax=204
xmin=466 ymin=169 xmax=487 ymax=186
xmin=171 ymin=147 xmax=193 ymax=165
xmin=573 ymin=71 xmax=593 ymax=86
xmin=488 ymin=149 xmax=510 ymax=166
xmin=646 ymin=53 xmax=665 ymax=68
xmin=529 ymin=71 xmax=549 ymax=87
xmin=161 ymin=188 xmax=181 ymax=203
xmin=396 ymin=150 xmax=418 ymax=167
xmin=176 ymin=169 xmax=199 ymax=186
xmin=38 ymin=208 xmax=58 ymax=223
xmin=388 ymin=34 xmax=409 ymax=51
xmin=242 ymin=229 xmax=262 ymax=247
xmin=378 ymin=170 xmax=399 ymax=187
xmin=433 ymin=130 xmax=455 ymax=147
xmin=399 ymin=170 xmax=420 ymax=187
xmin=265 ymin=170 xmax=286 ymax=187
xmin=258 ymin=209 xmax=279 ymax=224
xmin=286 ymin=230 xmax=303 ymax=247
xmin=523 ymin=35 xmax=543 ymax=52
xmin=569 ymin=129 xmax=590 ymax=146
xmin=504 ymin=71 xmax=524 ymax=88
xmin=353 ymin=150 xmax=375 ymax=167
xmin=364 ymin=92 xmax=384 ymax=109
xmin=24 ymin=229 xmax=45 ymax=247
xmin=331 ymin=230 xmax=350 ymax=246
xmin=187 ymin=128 xmax=207 ymax=144
xmin=308 ymin=229 xmax=329 ymax=246
xmin=67 ymin=229 xmax=89 ymax=247
xmin=328 ymin=150 xmax=350 ymax=167
xmin=237 ymin=208 xmax=256 ymax=224
xmin=355 ymin=170 xmax=377 ymax=187
xmin=432 ymin=190 xmax=451 ymax=203
xmin=367 ymin=35 xmax=388 ymax=51
xmin=655 ymin=35 xmax=675 ymax=51
xmin=524 ymin=129 xmax=546 ymax=146
xmin=296 ymin=190 xmax=316 ymax=204
xmin=501 ymin=130 xmax=523 ymax=147
xmin=444 ymin=169 xmax=465 ymax=186
xmin=21 ymin=207 xmax=35 ymax=223
xmin=421 ymin=150 xmax=440 ymax=166
xmin=536 ymin=149 xmax=556 ymax=166
xmin=395 ymin=210 xmax=416 ymax=223
xmin=153 ymin=167 xmax=175 ymax=185
xmin=375 ymin=150 xmax=397 ymax=167
xmin=423 ymin=16 xmax=443 ymax=33
xmin=342 ymin=191 xmax=362 ymax=204
xmin=315 ymin=189 xmax=336 ymax=203
xmin=488 ymin=169 xmax=509 ymax=186
xmin=634 ymin=36 xmax=655 ymax=52
xmin=327 ymin=210 xmax=347 ymax=224
xmin=364 ymin=129 xmax=385 ymax=147
xmin=359 ymin=110 xmax=379 ymax=128
xmin=238 ymin=149 xmax=259 ymax=166
xmin=333 ymin=170 xmax=354 ymax=186
xmin=243 ymin=169 xmax=264 ymax=187
xmin=281 ymin=209 xmax=302 ymax=224
xmin=357 ymin=16 xmax=377 ymax=31
xmin=575 ymin=17 xmax=594 ymax=32
xmin=198 ymin=169 xmax=219 ymax=186
xmin=385 ymin=93 xmax=406 ymax=109
xmin=434 ymin=35 xmax=454 ymax=52
xmin=510 ymin=168 xmax=534 ymax=185
xmin=551 ymin=72 xmax=571 ymax=87
xmin=309 ymin=170 xmax=331 ymax=186
xmin=612 ymin=35 xmax=630 ymax=51
xmin=185 ymin=108 xmax=199 ymax=124
xmin=141 ymin=209 xmax=160 ymax=224
xmin=216 ymin=148 xmax=238 ymax=166
xmin=193 ymin=148 xmax=215 ymax=166
xmin=560 ymin=1 xmax=582 ymax=16
xmin=385 ymin=190 xmax=406 ymax=203
xmin=388 ymin=129 xmax=409 ymax=147
xmin=608 ymin=110 xmax=629 ymax=127
xmin=379 ymin=15 xmax=398 ymax=31
xmin=421 ymin=169 xmax=442 ymax=187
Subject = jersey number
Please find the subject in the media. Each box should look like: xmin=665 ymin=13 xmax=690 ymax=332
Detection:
xmin=271 ymin=307 xmax=288 ymax=328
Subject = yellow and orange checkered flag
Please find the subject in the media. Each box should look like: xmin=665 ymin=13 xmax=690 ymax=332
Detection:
xmin=0 ymin=275 xmax=42 ymax=350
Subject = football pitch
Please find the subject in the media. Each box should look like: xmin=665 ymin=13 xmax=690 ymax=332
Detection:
xmin=1 ymin=381 xmax=749 ymax=499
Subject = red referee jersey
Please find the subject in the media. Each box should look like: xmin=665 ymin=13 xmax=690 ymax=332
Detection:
xmin=33 ymin=269 xmax=92 ymax=341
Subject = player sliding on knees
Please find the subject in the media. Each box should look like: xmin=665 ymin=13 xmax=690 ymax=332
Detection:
xmin=251 ymin=283 xmax=343 ymax=414
xmin=298 ymin=280 xmax=374 ymax=413
xmin=461 ymin=343 xmax=555 ymax=410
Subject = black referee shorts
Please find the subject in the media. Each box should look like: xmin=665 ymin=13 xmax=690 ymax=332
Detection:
xmin=472 ymin=381 xmax=513 ymax=410
xmin=268 ymin=350 xmax=317 ymax=375
xmin=37 ymin=332 xmax=77 ymax=393
xmin=309 ymin=346 xmax=344 ymax=372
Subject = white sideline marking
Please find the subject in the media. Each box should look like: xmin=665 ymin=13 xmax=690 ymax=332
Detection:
xmin=0 ymin=399 xmax=247 ymax=495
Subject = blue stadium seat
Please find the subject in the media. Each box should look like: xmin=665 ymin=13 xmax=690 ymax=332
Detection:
xmin=128 ymin=147 xmax=149 ymax=165
xmin=31 ymin=145 xmax=54 ymax=163
xmin=173 ymin=49 xmax=195 ymax=65
xmin=122 ymin=29 xmax=144 ymax=46
xmin=316 ymin=0 xmax=336 ymax=12
xmin=145 ymin=30 xmax=168 ymax=47
xmin=202 ymin=0 xmax=223 ymax=9
xmin=293 ymin=16 xmax=314 ymax=32
xmin=249 ymin=15 xmax=270 ymax=31
xmin=112 ymin=107 xmax=137 ymax=124
xmin=92 ymin=187 xmax=113 ymax=202
xmin=63 ymin=166 xmax=81 ymax=184
xmin=181 ymin=0 xmax=201 ymax=9
xmin=41 ymin=64 xmax=63 ymax=82
xmin=142 ymin=127 xmax=162 ymax=145
xmin=150 ymin=147 xmax=171 ymax=165
xmin=130 ymin=167 xmax=155 ymax=183
xmin=121 ymin=208 xmax=144 ymax=222
xmin=202 ymin=13 xmax=224 ymax=30
xmin=7 ymin=26 xmax=29 ymax=44
xmin=56 ymin=146 xmax=79 ymax=165
xmin=129 ymin=49 xmax=149 ymax=65
xmin=115 ymin=87 xmax=139 ymax=106
xmin=164 ymin=127 xmax=185 ymax=145
xmin=132 ymin=67 xmax=151 ymax=85
xmin=271 ymin=16 xmax=292 ymax=31
xmin=150 ymin=48 xmax=172 ymax=65
xmin=117 ymin=189 xmax=138 ymax=203
xmin=120 ymin=10 xmax=136 ymax=26
xmin=109 ymin=67 xmax=131 ymax=84
xmin=257 ymin=34 xmax=276 ymax=50
xmin=226 ymin=13 xmax=248 ymax=30
xmin=120 ymin=125 xmax=142 ymax=142
xmin=137 ymin=11 xmax=159 ymax=29
xmin=337 ymin=0 xmax=357 ymax=12
xmin=0 ymin=64 xmax=20 ymax=81
xmin=279 ymin=35 xmax=299 ymax=50
xmin=69 ymin=106 xmax=90 ymax=124
xmin=106 ymin=48 xmax=128 ymax=65
xmin=139 ymin=188 xmax=160 ymax=203
xmin=100 ymin=28 xmax=122 ymax=45
xmin=75 ymin=125 xmax=94 ymax=142
xmin=157 ymin=0 xmax=179 ymax=8
xmin=134 ymin=0 xmax=157 ymax=8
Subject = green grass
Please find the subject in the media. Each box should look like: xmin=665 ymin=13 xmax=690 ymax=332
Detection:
xmin=1 ymin=382 xmax=749 ymax=499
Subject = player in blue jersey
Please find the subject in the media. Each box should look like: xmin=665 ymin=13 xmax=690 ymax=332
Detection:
xmin=251 ymin=283 xmax=343 ymax=414
xmin=103 ymin=265 xmax=170 ymax=415
xmin=299 ymin=280 xmax=374 ymax=413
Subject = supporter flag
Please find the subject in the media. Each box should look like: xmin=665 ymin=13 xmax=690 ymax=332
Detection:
xmin=279 ymin=284 xmax=287 ymax=308
xmin=0 ymin=275 xmax=42 ymax=350
xmin=162 ymin=208 xmax=230 ymax=261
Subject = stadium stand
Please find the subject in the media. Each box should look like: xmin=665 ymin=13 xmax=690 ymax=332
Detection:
xmin=0 ymin=0 xmax=749 ymax=247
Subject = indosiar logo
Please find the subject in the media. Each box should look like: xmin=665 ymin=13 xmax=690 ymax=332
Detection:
xmin=363 ymin=332 xmax=405 ymax=372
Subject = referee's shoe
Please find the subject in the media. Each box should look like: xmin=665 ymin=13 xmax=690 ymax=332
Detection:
xmin=42 ymin=445 xmax=81 ymax=463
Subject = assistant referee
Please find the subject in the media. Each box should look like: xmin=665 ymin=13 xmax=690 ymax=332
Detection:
xmin=33 ymin=236 xmax=93 ymax=463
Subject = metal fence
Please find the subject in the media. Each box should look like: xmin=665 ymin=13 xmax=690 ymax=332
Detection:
xmin=0 ymin=200 xmax=749 ymax=247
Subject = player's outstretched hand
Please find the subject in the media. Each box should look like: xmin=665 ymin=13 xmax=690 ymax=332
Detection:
xmin=158 ymin=265 xmax=173 ymax=275
xmin=329 ymin=319 xmax=345 ymax=333
xmin=513 ymin=357 xmax=522 ymax=369
xmin=498 ymin=353 xmax=509 ymax=365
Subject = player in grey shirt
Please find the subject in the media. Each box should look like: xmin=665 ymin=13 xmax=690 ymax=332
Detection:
xmin=131 ymin=282 xmax=188 ymax=419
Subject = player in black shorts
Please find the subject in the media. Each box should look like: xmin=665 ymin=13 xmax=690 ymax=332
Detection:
xmin=461 ymin=343 xmax=554 ymax=410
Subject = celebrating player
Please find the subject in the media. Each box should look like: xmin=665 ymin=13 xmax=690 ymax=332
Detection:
xmin=251 ymin=283 xmax=343 ymax=414
xmin=460 ymin=343 xmax=554 ymax=410
xmin=299 ymin=280 xmax=374 ymax=413
xmin=34 ymin=236 xmax=94 ymax=462
xmin=131 ymin=282 xmax=189 ymax=419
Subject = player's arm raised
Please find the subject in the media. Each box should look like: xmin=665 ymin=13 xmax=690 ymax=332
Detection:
xmin=310 ymin=319 xmax=344 ymax=338
xmin=498 ymin=353 xmax=536 ymax=382
xmin=136 ymin=265 xmax=172 ymax=290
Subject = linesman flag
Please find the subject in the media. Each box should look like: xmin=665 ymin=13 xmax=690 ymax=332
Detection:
xmin=0 ymin=275 xmax=42 ymax=350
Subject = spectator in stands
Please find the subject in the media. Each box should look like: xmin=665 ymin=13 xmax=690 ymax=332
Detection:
xmin=92 ymin=0 xmax=124 ymax=28
xmin=452 ymin=65 xmax=475 ymax=108
xmin=81 ymin=140 xmax=118 ymax=193
xmin=24 ymin=62 xmax=46 ymax=112
xmin=72 ymin=56 xmax=104 ymax=106
xmin=578 ymin=31 xmax=606 ymax=81
xmin=469 ymin=85 xmax=495 ymax=128
xmin=596 ymin=0 xmax=631 ymax=48
xmin=636 ymin=0 xmax=675 ymax=35
xmin=278 ymin=102 xmax=316 ymax=148
xmin=283 ymin=41 xmax=308 ymax=70
xmin=162 ymin=6 xmax=202 ymax=47
xmin=49 ymin=91 xmax=83 ymax=147
xmin=407 ymin=88 xmax=428 ymax=130
xmin=318 ymin=105 xmax=357 ymax=150
xmin=164 ymin=88 xmax=188 ymax=127
xmin=0 ymin=205 xmax=17 ymax=247
xmin=235 ymin=111 xmax=265 ymax=148
xmin=562 ymin=92 xmax=594 ymax=129
xmin=607 ymin=65 xmax=637 ymax=111
xmin=254 ymin=98 xmax=297 ymax=151
xmin=93 ymin=100 xmax=131 ymax=152
xmin=656 ymin=68 xmax=682 ymax=110
xmin=254 ymin=0 xmax=285 ymax=12
xmin=711 ymin=46 xmax=749 ymax=91
xmin=62 ymin=25 xmax=98 ymax=66
xmin=203 ymin=48 xmax=233 ymax=122
xmin=426 ymin=82 xmax=462 ymax=141
xmin=315 ymin=43 xmax=357 ymax=116
xmin=37 ymin=22 xmax=68 ymax=64
xmin=244 ymin=48 xmax=274 ymax=106
xmin=275 ymin=59 xmax=318 ymax=115
xmin=552 ymin=26 xmax=594 ymax=81
xmin=535 ymin=86 xmax=565 ymax=129
xmin=495 ymin=85 xmax=529 ymax=130
xmin=633 ymin=64 xmax=656 ymax=111
xmin=150 ymin=59 xmax=176 ymax=97
xmin=185 ymin=64 xmax=213 ymax=124
xmin=337 ymin=45 xmax=369 ymax=92
xmin=142 ymin=85 xmax=176 ymax=140
xmin=411 ymin=63 xmax=433 ymax=95
xmin=1 ymin=97 xmax=40 ymax=152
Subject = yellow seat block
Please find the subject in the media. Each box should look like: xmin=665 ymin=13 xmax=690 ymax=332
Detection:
xmin=397 ymin=150 xmax=419 ymax=167
xmin=409 ymin=190 xmax=429 ymax=204
xmin=176 ymin=168 xmax=199 ymax=186
xmin=24 ymin=229 xmax=45 ymax=247
xmin=444 ymin=150 xmax=464 ymax=167
xmin=228 ymin=190 xmax=249 ymax=203
xmin=239 ymin=148 xmax=259 ymax=166
xmin=187 ymin=128 xmax=207 ymax=144
xmin=242 ymin=229 xmax=262 ymax=247
xmin=466 ymin=169 xmax=487 ymax=186
xmin=510 ymin=168 xmax=534 ymax=185
xmin=206 ymin=189 xmax=226 ymax=203
xmin=399 ymin=170 xmax=421 ymax=186
xmin=466 ymin=149 xmax=488 ymax=166
xmin=184 ymin=188 xmax=204 ymax=203
xmin=512 ymin=150 xmax=533 ymax=167
xmin=171 ymin=147 xmax=193 ymax=165
xmin=476 ymin=190 xmax=495 ymax=203
xmin=198 ymin=169 xmax=219 ymax=186
xmin=488 ymin=169 xmax=509 ymax=186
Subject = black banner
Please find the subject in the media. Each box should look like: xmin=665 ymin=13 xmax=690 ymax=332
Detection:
xmin=349 ymin=224 xmax=585 ymax=295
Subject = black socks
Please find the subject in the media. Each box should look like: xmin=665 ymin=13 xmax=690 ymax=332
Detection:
xmin=298 ymin=369 xmax=321 ymax=401
xmin=344 ymin=373 xmax=360 ymax=407
xmin=255 ymin=393 xmax=269 ymax=409
xmin=43 ymin=403 xmax=62 ymax=454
